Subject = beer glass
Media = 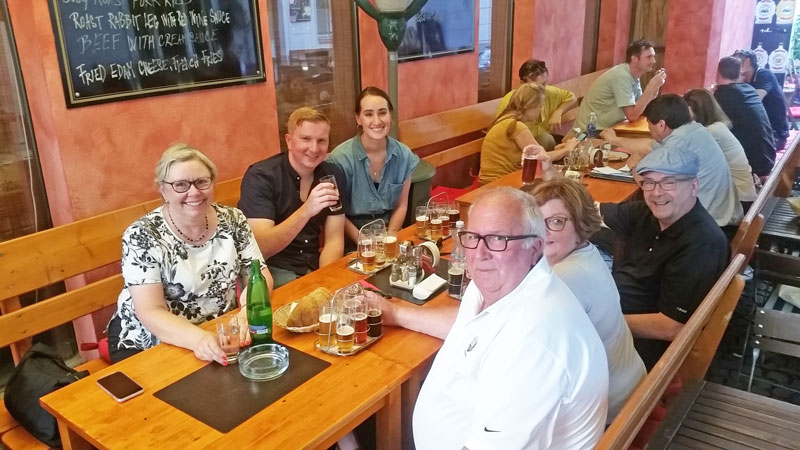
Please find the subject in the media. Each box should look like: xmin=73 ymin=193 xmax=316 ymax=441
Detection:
xmin=336 ymin=311 xmax=355 ymax=354
xmin=318 ymin=305 xmax=337 ymax=350
xmin=373 ymin=230 xmax=386 ymax=268
xmin=359 ymin=235 xmax=376 ymax=272
xmin=351 ymin=302 xmax=368 ymax=345
xmin=366 ymin=304 xmax=382 ymax=338
xmin=522 ymin=146 xmax=539 ymax=185
xmin=318 ymin=175 xmax=342 ymax=212
xmin=415 ymin=205 xmax=429 ymax=239
xmin=447 ymin=202 xmax=460 ymax=229
xmin=384 ymin=231 xmax=398 ymax=263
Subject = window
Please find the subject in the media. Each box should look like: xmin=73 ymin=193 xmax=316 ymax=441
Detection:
xmin=0 ymin=0 xmax=76 ymax=394
xmin=269 ymin=0 xmax=359 ymax=152
xmin=477 ymin=0 xmax=512 ymax=102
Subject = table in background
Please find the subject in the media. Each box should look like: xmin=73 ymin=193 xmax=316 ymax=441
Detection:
xmin=611 ymin=116 xmax=650 ymax=137
xmin=41 ymin=226 xmax=456 ymax=450
xmin=456 ymin=168 xmax=640 ymax=220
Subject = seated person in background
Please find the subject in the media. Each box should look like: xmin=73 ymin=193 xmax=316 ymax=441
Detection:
xmin=714 ymin=56 xmax=776 ymax=180
xmin=531 ymin=174 xmax=646 ymax=424
xmin=328 ymin=86 xmax=419 ymax=244
xmin=239 ymin=107 xmax=346 ymax=288
xmin=602 ymin=94 xmax=742 ymax=227
xmin=107 ymin=144 xmax=272 ymax=364
xmin=599 ymin=148 xmax=729 ymax=370
xmin=684 ymin=88 xmax=758 ymax=211
xmin=481 ymin=83 xmax=573 ymax=184
xmin=370 ymin=187 xmax=608 ymax=449
xmin=496 ymin=59 xmax=577 ymax=150
xmin=734 ymin=49 xmax=790 ymax=151
xmin=576 ymin=39 xmax=666 ymax=130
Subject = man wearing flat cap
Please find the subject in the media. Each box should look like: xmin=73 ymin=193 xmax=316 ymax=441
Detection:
xmin=598 ymin=147 xmax=729 ymax=369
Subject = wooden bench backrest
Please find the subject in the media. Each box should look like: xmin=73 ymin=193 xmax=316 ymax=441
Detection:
xmin=730 ymin=213 xmax=765 ymax=270
xmin=398 ymin=99 xmax=500 ymax=151
xmin=0 ymin=177 xmax=242 ymax=350
xmin=742 ymin=132 xmax=800 ymax=226
xmin=556 ymin=68 xmax=609 ymax=123
xmin=597 ymin=253 xmax=746 ymax=450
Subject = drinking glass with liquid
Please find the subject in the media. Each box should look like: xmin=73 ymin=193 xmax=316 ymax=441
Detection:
xmin=384 ymin=231 xmax=398 ymax=263
xmin=415 ymin=205 xmax=429 ymax=239
xmin=336 ymin=311 xmax=355 ymax=354
xmin=216 ymin=317 xmax=240 ymax=364
xmin=521 ymin=146 xmax=539 ymax=185
xmin=318 ymin=175 xmax=342 ymax=212
xmin=358 ymin=233 xmax=376 ymax=272
xmin=318 ymin=305 xmax=337 ymax=350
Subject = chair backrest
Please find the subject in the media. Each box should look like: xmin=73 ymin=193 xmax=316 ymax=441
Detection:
xmin=597 ymin=253 xmax=746 ymax=450
xmin=754 ymin=308 xmax=800 ymax=358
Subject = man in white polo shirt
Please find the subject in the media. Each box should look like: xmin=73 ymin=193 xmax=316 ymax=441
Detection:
xmin=372 ymin=187 xmax=608 ymax=449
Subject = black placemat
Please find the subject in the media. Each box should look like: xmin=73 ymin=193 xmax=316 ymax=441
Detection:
xmin=153 ymin=345 xmax=330 ymax=432
xmin=366 ymin=262 xmax=450 ymax=305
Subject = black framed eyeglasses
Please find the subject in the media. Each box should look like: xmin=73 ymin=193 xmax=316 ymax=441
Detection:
xmin=458 ymin=231 xmax=537 ymax=252
xmin=162 ymin=177 xmax=213 ymax=193
xmin=544 ymin=216 xmax=572 ymax=232
xmin=639 ymin=177 xmax=693 ymax=192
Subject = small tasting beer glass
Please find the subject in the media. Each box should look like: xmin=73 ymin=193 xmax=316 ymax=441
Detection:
xmin=351 ymin=302 xmax=368 ymax=345
xmin=318 ymin=175 xmax=342 ymax=212
xmin=384 ymin=231 xmax=398 ymax=263
xmin=415 ymin=206 xmax=429 ymax=239
xmin=359 ymin=237 xmax=376 ymax=272
xmin=521 ymin=146 xmax=539 ymax=185
xmin=373 ymin=229 xmax=386 ymax=268
xmin=447 ymin=202 xmax=460 ymax=229
xmin=367 ymin=307 xmax=382 ymax=338
xmin=318 ymin=305 xmax=337 ymax=350
xmin=336 ymin=312 xmax=355 ymax=354
xmin=429 ymin=217 xmax=442 ymax=241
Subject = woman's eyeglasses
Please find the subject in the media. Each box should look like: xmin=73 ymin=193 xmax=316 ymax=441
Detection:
xmin=162 ymin=177 xmax=213 ymax=193
xmin=458 ymin=231 xmax=537 ymax=252
xmin=544 ymin=216 xmax=572 ymax=232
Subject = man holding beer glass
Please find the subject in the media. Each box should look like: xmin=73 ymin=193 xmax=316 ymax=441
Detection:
xmin=368 ymin=188 xmax=608 ymax=449
xmin=240 ymin=107 xmax=347 ymax=287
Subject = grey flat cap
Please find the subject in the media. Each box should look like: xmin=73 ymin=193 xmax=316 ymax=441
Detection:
xmin=636 ymin=147 xmax=699 ymax=177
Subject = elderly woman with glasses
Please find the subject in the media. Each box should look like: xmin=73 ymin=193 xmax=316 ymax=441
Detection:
xmin=106 ymin=143 xmax=273 ymax=365
xmin=531 ymin=176 xmax=645 ymax=424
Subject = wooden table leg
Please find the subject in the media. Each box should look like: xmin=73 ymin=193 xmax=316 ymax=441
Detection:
xmin=400 ymin=359 xmax=433 ymax=450
xmin=375 ymin=386 xmax=401 ymax=450
xmin=57 ymin=419 xmax=94 ymax=450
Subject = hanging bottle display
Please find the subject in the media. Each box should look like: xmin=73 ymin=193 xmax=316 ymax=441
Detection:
xmin=756 ymin=0 xmax=777 ymax=24
xmin=753 ymin=43 xmax=769 ymax=69
xmin=776 ymin=0 xmax=796 ymax=25
xmin=769 ymin=43 xmax=788 ymax=73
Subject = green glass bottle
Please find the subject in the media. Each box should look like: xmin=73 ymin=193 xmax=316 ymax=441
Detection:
xmin=246 ymin=260 xmax=272 ymax=344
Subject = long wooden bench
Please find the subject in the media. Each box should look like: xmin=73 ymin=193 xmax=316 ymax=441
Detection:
xmin=0 ymin=177 xmax=242 ymax=449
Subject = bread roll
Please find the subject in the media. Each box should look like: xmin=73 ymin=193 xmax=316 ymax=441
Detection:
xmin=287 ymin=287 xmax=332 ymax=327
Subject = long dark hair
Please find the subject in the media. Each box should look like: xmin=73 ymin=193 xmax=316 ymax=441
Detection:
xmin=355 ymin=86 xmax=394 ymax=114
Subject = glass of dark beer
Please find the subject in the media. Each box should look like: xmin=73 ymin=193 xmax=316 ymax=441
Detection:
xmin=521 ymin=146 xmax=538 ymax=185
xmin=319 ymin=175 xmax=342 ymax=212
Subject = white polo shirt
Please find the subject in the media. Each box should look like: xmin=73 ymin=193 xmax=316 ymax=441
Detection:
xmin=413 ymin=258 xmax=608 ymax=450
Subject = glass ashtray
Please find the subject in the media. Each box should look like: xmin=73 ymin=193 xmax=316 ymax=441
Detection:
xmin=238 ymin=343 xmax=289 ymax=381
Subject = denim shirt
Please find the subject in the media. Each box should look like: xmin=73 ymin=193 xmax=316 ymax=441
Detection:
xmin=328 ymin=135 xmax=419 ymax=228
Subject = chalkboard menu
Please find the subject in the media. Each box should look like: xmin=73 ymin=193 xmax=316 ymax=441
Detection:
xmin=49 ymin=0 xmax=266 ymax=108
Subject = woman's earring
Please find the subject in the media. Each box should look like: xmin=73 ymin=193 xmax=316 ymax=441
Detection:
xmin=356 ymin=124 xmax=363 ymax=133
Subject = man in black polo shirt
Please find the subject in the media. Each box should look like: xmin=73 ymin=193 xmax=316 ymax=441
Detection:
xmin=599 ymin=148 xmax=728 ymax=370
xmin=239 ymin=107 xmax=347 ymax=287
xmin=714 ymin=56 xmax=776 ymax=180
xmin=734 ymin=49 xmax=790 ymax=151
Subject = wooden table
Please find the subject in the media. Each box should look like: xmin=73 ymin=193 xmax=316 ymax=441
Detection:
xmin=40 ymin=227 xmax=455 ymax=450
xmin=456 ymin=168 xmax=640 ymax=220
xmin=611 ymin=116 xmax=650 ymax=137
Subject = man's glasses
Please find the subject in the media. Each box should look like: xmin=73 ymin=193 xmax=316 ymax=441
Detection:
xmin=162 ymin=177 xmax=213 ymax=193
xmin=544 ymin=216 xmax=572 ymax=232
xmin=639 ymin=177 xmax=693 ymax=192
xmin=458 ymin=231 xmax=537 ymax=252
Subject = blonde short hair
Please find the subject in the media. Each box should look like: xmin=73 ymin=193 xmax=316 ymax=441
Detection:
xmin=287 ymin=106 xmax=330 ymax=134
xmin=154 ymin=143 xmax=217 ymax=184
xmin=531 ymin=178 xmax=602 ymax=242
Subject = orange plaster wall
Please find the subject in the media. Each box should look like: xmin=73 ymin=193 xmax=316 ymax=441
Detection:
xmin=9 ymin=0 xmax=280 ymax=223
xmin=596 ymin=0 xmax=632 ymax=70
xmin=511 ymin=0 xmax=536 ymax=89
xmin=357 ymin=6 xmax=478 ymax=121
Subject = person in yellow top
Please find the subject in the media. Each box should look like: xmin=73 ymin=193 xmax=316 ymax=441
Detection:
xmin=480 ymin=83 xmax=545 ymax=185
xmin=496 ymin=60 xmax=577 ymax=150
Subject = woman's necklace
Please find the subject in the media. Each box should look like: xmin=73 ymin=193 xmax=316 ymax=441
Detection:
xmin=166 ymin=206 xmax=209 ymax=243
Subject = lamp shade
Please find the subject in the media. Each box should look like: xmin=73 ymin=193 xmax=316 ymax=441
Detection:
xmin=374 ymin=0 xmax=411 ymax=12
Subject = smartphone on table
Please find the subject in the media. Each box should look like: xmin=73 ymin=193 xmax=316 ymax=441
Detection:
xmin=96 ymin=371 xmax=144 ymax=402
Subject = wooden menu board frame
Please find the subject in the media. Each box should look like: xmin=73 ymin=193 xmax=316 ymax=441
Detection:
xmin=49 ymin=0 xmax=266 ymax=108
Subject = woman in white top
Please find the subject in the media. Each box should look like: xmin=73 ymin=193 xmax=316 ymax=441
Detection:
xmin=684 ymin=88 xmax=758 ymax=210
xmin=531 ymin=175 xmax=646 ymax=423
